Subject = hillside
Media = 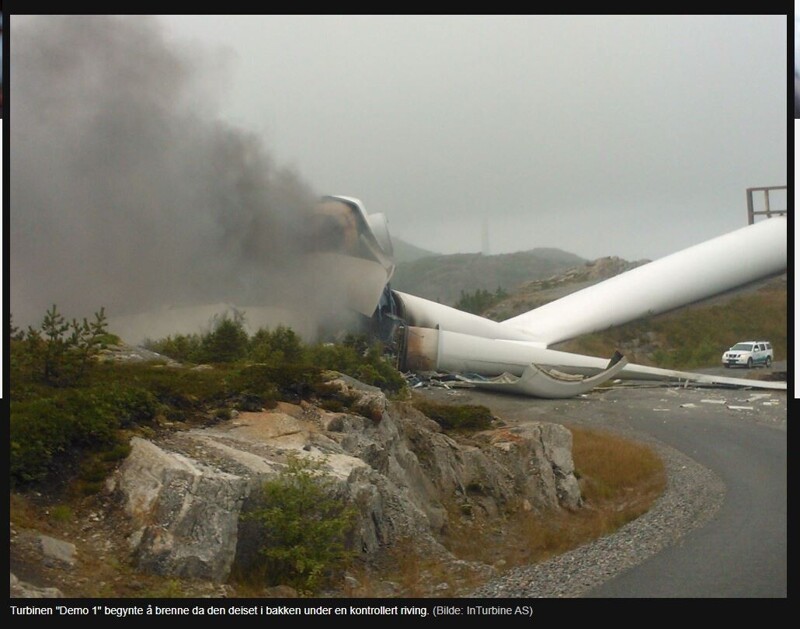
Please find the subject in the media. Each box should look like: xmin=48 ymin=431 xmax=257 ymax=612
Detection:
xmin=482 ymin=256 xmax=650 ymax=321
xmin=389 ymin=247 xmax=586 ymax=305
xmin=551 ymin=273 xmax=787 ymax=369
xmin=477 ymin=255 xmax=787 ymax=369
xmin=388 ymin=242 xmax=786 ymax=370
xmin=390 ymin=237 xmax=440 ymax=264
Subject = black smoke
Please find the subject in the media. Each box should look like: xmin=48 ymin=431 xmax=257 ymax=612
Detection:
xmin=10 ymin=16 xmax=322 ymax=332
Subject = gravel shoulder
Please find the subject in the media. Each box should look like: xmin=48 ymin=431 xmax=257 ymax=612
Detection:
xmin=415 ymin=373 xmax=786 ymax=598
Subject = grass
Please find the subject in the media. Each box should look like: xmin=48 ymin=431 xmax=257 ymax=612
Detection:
xmin=49 ymin=505 xmax=74 ymax=524
xmin=570 ymin=426 xmax=666 ymax=510
xmin=555 ymin=285 xmax=787 ymax=370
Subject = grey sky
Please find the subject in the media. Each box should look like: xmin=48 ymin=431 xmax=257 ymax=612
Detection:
xmin=9 ymin=15 xmax=788 ymax=330
xmin=157 ymin=14 xmax=787 ymax=259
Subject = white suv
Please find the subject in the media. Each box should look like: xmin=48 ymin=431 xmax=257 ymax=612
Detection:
xmin=721 ymin=341 xmax=773 ymax=369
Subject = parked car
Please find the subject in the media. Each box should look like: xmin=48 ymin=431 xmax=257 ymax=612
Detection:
xmin=721 ymin=341 xmax=773 ymax=368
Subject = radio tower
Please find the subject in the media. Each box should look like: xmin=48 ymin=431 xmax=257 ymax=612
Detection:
xmin=481 ymin=218 xmax=490 ymax=256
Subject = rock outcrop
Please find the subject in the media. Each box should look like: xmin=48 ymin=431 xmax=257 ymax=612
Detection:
xmin=10 ymin=573 xmax=64 ymax=599
xmin=106 ymin=374 xmax=582 ymax=585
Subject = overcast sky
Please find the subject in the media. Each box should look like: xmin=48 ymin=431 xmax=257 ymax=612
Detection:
xmin=9 ymin=15 xmax=788 ymax=328
xmin=155 ymin=14 xmax=787 ymax=259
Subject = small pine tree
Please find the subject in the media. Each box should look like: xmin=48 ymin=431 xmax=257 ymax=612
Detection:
xmin=454 ymin=287 xmax=508 ymax=315
xmin=240 ymin=453 xmax=357 ymax=594
xmin=199 ymin=314 xmax=249 ymax=363
xmin=16 ymin=305 xmax=110 ymax=386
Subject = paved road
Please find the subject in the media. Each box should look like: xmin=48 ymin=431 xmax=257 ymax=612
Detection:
xmin=581 ymin=387 xmax=786 ymax=598
xmin=420 ymin=375 xmax=787 ymax=598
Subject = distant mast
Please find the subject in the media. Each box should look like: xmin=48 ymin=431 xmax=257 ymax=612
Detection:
xmin=481 ymin=218 xmax=490 ymax=256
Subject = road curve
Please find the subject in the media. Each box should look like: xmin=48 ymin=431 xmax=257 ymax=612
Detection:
xmin=582 ymin=388 xmax=787 ymax=598
xmin=424 ymin=379 xmax=787 ymax=598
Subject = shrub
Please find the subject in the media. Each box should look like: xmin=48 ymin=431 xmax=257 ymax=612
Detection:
xmin=10 ymin=397 xmax=75 ymax=485
xmin=9 ymin=384 xmax=153 ymax=488
xmin=249 ymin=325 xmax=305 ymax=365
xmin=142 ymin=333 xmax=202 ymax=362
xmin=239 ymin=453 xmax=357 ymax=594
xmin=9 ymin=305 xmax=408 ymax=489
xmin=454 ymin=287 xmax=509 ymax=315
xmin=306 ymin=338 xmax=406 ymax=395
xmin=199 ymin=314 xmax=250 ymax=363
xmin=231 ymin=363 xmax=320 ymax=404
xmin=96 ymin=384 xmax=159 ymax=427
xmin=412 ymin=398 xmax=494 ymax=432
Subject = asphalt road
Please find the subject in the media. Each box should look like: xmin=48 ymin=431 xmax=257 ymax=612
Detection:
xmin=418 ymin=370 xmax=787 ymax=598
xmin=579 ymin=386 xmax=787 ymax=598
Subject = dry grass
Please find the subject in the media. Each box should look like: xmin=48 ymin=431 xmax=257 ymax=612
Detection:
xmin=341 ymin=425 xmax=667 ymax=597
xmin=572 ymin=425 xmax=665 ymax=501
xmin=9 ymin=493 xmax=43 ymax=531
xmin=343 ymin=537 xmax=493 ymax=598
xmin=427 ymin=425 xmax=664 ymax=578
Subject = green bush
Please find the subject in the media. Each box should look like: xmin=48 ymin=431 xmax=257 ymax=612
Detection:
xmin=231 ymin=363 xmax=321 ymax=404
xmin=96 ymin=363 xmax=232 ymax=420
xmin=146 ymin=321 xmax=406 ymax=396
xmin=306 ymin=338 xmax=406 ymax=395
xmin=95 ymin=384 xmax=159 ymax=427
xmin=249 ymin=325 xmax=305 ymax=365
xmin=9 ymin=384 xmax=155 ymax=488
xmin=199 ymin=315 xmax=250 ymax=363
xmin=50 ymin=505 xmax=74 ymax=524
xmin=10 ymin=397 xmax=75 ymax=485
xmin=143 ymin=333 xmax=202 ymax=362
xmin=143 ymin=312 xmax=251 ymax=364
xmin=412 ymin=399 xmax=494 ymax=432
xmin=239 ymin=453 xmax=357 ymax=594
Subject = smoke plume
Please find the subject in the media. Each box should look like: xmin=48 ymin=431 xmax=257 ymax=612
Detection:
xmin=11 ymin=16 xmax=339 ymax=341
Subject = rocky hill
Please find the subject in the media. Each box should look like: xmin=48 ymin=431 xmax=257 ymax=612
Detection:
xmin=10 ymin=371 xmax=580 ymax=599
xmin=482 ymin=256 xmax=650 ymax=321
xmin=390 ymin=238 xmax=440 ymax=264
xmin=390 ymin=248 xmax=586 ymax=306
